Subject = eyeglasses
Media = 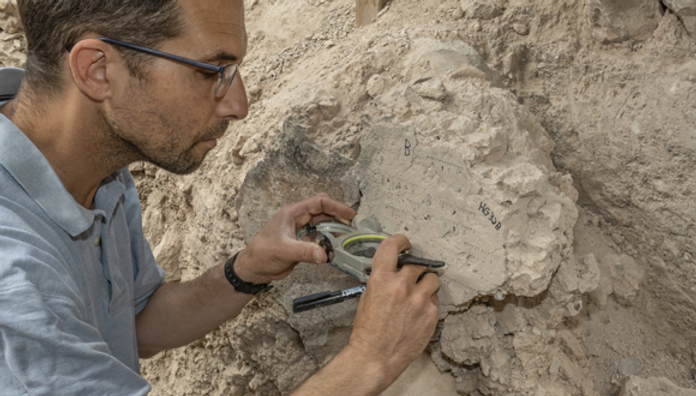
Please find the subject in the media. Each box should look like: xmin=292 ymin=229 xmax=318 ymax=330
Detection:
xmin=93 ymin=38 xmax=239 ymax=99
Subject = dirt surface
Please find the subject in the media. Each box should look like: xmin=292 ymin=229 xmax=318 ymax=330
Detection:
xmin=2 ymin=0 xmax=696 ymax=395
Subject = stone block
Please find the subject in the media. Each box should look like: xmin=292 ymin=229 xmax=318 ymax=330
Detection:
xmin=663 ymin=0 xmax=696 ymax=37
xmin=620 ymin=376 xmax=696 ymax=396
xmin=587 ymin=0 xmax=662 ymax=43
xmin=460 ymin=0 xmax=507 ymax=20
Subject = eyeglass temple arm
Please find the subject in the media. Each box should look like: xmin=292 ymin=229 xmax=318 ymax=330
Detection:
xmin=65 ymin=38 xmax=225 ymax=75
xmin=97 ymin=38 xmax=223 ymax=74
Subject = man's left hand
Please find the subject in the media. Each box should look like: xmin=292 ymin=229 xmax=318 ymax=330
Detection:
xmin=233 ymin=193 xmax=357 ymax=284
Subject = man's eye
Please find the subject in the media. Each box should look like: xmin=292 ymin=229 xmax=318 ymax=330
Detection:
xmin=199 ymin=71 xmax=218 ymax=80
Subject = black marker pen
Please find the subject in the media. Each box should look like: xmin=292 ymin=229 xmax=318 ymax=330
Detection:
xmin=293 ymin=285 xmax=366 ymax=313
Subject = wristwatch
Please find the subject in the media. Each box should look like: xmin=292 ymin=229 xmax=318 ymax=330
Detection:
xmin=0 ymin=68 xmax=24 ymax=105
xmin=224 ymin=252 xmax=273 ymax=295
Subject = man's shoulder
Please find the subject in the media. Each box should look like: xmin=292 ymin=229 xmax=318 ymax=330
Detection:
xmin=0 ymin=167 xmax=45 ymax=230
xmin=0 ymin=170 xmax=84 ymax=306
xmin=0 ymin=166 xmax=71 ymax=265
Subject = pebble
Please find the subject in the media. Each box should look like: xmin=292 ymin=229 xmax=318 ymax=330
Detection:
xmin=618 ymin=356 xmax=643 ymax=376
xmin=412 ymin=77 xmax=448 ymax=101
xmin=366 ymin=74 xmax=387 ymax=98
xmin=512 ymin=22 xmax=530 ymax=35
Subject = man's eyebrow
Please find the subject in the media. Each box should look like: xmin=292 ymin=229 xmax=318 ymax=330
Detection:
xmin=202 ymin=51 xmax=241 ymax=63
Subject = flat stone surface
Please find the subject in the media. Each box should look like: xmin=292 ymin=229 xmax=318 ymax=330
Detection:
xmin=620 ymin=376 xmax=696 ymax=396
xmin=663 ymin=0 xmax=696 ymax=36
xmin=588 ymin=0 xmax=662 ymax=43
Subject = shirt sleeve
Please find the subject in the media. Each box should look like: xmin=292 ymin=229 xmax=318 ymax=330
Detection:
xmin=0 ymin=267 xmax=151 ymax=395
xmin=120 ymin=169 xmax=165 ymax=315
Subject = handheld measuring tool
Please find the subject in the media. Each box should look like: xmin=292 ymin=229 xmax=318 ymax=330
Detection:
xmin=292 ymin=218 xmax=445 ymax=313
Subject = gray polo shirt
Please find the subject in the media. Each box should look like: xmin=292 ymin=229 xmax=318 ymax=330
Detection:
xmin=0 ymin=77 xmax=163 ymax=394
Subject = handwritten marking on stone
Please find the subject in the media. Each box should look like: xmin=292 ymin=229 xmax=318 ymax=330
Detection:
xmin=426 ymin=155 xmax=465 ymax=174
xmin=479 ymin=202 xmax=503 ymax=231
xmin=392 ymin=175 xmax=420 ymax=191
xmin=440 ymin=200 xmax=477 ymax=218
xmin=461 ymin=240 xmax=494 ymax=256
xmin=441 ymin=217 xmax=472 ymax=234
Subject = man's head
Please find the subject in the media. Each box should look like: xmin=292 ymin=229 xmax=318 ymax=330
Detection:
xmin=17 ymin=0 xmax=249 ymax=175
xmin=18 ymin=0 xmax=184 ymax=94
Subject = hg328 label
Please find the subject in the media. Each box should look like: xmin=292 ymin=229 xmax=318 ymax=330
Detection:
xmin=479 ymin=202 xmax=502 ymax=231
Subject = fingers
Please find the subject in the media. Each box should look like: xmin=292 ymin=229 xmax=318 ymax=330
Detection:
xmin=290 ymin=194 xmax=357 ymax=226
xmin=371 ymin=234 xmax=411 ymax=274
xmin=416 ymin=272 xmax=441 ymax=297
xmin=285 ymin=239 xmax=328 ymax=264
xmin=397 ymin=265 xmax=440 ymax=302
xmin=309 ymin=214 xmax=335 ymax=225
xmin=398 ymin=263 xmax=428 ymax=283
xmin=431 ymin=291 xmax=440 ymax=306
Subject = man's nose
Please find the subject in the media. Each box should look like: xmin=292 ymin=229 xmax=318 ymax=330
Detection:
xmin=216 ymin=72 xmax=248 ymax=120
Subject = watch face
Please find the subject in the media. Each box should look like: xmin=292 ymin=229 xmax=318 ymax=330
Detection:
xmin=342 ymin=235 xmax=386 ymax=259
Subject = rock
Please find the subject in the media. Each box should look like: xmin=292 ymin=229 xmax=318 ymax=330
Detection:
xmin=380 ymin=353 xmax=458 ymax=396
xmin=406 ymin=38 xmax=502 ymax=85
xmin=236 ymin=119 xmax=359 ymax=243
xmin=412 ymin=77 xmax=448 ymax=101
xmin=449 ymin=64 xmax=489 ymax=81
xmin=617 ymin=357 xmax=643 ymax=376
xmin=355 ymin=40 xmax=579 ymax=312
xmin=152 ymin=228 xmax=185 ymax=282
xmin=366 ymin=74 xmax=387 ymax=98
xmin=607 ymin=254 xmax=644 ymax=306
xmin=549 ymin=358 xmax=562 ymax=381
xmin=495 ymin=303 xmax=524 ymax=334
xmin=441 ymin=307 xmax=496 ymax=365
xmin=566 ymin=299 xmax=583 ymax=316
xmin=590 ymin=254 xmax=614 ymax=309
xmin=587 ymin=0 xmax=662 ymax=43
xmin=247 ymin=85 xmax=263 ymax=104
xmin=512 ymin=22 xmax=530 ymax=35
xmin=578 ymin=254 xmax=602 ymax=294
xmin=453 ymin=368 xmax=479 ymax=394
xmin=555 ymin=254 xmax=601 ymax=295
xmin=663 ymin=0 xmax=696 ymax=37
xmin=620 ymin=375 xmax=696 ymax=396
xmin=460 ymin=0 xmax=507 ymax=20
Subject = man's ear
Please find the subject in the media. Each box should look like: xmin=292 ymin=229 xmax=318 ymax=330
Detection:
xmin=68 ymin=39 xmax=121 ymax=102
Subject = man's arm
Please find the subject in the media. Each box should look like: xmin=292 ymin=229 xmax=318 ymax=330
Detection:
xmin=135 ymin=194 xmax=441 ymax=394
xmin=135 ymin=194 xmax=357 ymax=357
xmin=133 ymin=254 xmax=254 ymax=358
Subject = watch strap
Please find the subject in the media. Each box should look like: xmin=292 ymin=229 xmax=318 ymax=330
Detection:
xmin=224 ymin=252 xmax=273 ymax=295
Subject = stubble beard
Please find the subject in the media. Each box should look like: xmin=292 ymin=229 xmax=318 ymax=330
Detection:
xmin=103 ymin=102 xmax=229 ymax=175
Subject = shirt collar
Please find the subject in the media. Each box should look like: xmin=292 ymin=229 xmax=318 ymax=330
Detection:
xmin=0 ymin=114 xmax=125 ymax=237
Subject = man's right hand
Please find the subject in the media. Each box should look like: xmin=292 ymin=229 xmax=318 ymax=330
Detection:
xmin=345 ymin=234 xmax=441 ymax=390
xmin=290 ymin=234 xmax=440 ymax=396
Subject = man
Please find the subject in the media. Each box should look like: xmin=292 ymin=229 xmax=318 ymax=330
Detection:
xmin=0 ymin=1 xmax=440 ymax=395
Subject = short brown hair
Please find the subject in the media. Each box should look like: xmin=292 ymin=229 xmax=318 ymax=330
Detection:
xmin=17 ymin=0 xmax=184 ymax=93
